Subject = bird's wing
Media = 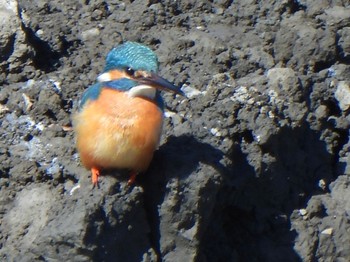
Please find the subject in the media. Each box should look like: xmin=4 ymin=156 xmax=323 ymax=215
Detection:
xmin=79 ymin=83 xmax=103 ymax=109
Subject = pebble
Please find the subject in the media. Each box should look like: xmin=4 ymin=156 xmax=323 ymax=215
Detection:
xmin=321 ymin=228 xmax=333 ymax=235
xmin=335 ymin=81 xmax=350 ymax=111
xmin=299 ymin=209 xmax=308 ymax=216
xmin=80 ymin=28 xmax=100 ymax=41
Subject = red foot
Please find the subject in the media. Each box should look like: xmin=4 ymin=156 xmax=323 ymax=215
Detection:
xmin=91 ymin=167 xmax=100 ymax=187
xmin=127 ymin=171 xmax=138 ymax=186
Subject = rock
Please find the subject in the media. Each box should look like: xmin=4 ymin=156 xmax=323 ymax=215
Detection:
xmin=317 ymin=6 xmax=350 ymax=28
xmin=1 ymin=185 xmax=57 ymax=260
xmin=335 ymin=81 xmax=350 ymax=111
xmin=0 ymin=0 xmax=18 ymax=58
xmin=315 ymin=105 xmax=329 ymax=119
xmin=299 ymin=0 xmax=332 ymax=17
xmin=159 ymin=166 xmax=221 ymax=261
xmin=267 ymin=68 xmax=300 ymax=98
xmin=0 ymin=0 xmax=33 ymax=83
xmin=80 ymin=28 xmax=100 ymax=42
xmin=337 ymin=27 xmax=350 ymax=60
xmin=274 ymin=12 xmax=336 ymax=72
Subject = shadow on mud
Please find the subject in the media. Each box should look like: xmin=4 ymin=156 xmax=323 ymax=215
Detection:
xmin=140 ymin=120 xmax=340 ymax=261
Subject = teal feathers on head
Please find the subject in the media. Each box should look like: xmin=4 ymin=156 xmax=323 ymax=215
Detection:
xmin=104 ymin=42 xmax=159 ymax=73
xmin=79 ymin=41 xmax=184 ymax=110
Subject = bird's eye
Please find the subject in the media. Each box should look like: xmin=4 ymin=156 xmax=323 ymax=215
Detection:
xmin=126 ymin=67 xmax=135 ymax=76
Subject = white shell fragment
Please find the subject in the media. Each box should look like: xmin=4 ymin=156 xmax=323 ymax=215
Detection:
xmin=321 ymin=228 xmax=333 ymax=235
xmin=299 ymin=209 xmax=308 ymax=216
xmin=69 ymin=184 xmax=81 ymax=196
xmin=181 ymin=84 xmax=205 ymax=98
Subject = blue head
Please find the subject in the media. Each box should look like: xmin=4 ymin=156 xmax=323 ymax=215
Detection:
xmin=80 ymin=42 xmax=184 ymax=110
xmin=104 ymin=42 xmax=159 ymax=73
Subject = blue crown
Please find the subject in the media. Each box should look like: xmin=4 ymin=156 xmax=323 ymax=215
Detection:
xmin=104 ymin=42 xmax=159 ymax=73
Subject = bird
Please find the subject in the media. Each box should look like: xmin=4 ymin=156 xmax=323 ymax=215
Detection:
xmin=73 ymin=42 xmax=184 ymax=186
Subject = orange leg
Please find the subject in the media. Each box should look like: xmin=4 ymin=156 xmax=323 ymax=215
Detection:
xmin=91 ymin=167 xmax=100 ymax=187
xmin=127 ymin=171 xmax=138 ymax=186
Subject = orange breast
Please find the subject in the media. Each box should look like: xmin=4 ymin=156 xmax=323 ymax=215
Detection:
xmin=73 ymin=88 xmax=163 ymax=172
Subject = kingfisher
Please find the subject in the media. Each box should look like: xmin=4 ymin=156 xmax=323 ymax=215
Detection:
xmin=73 ymin=42 xmax=184 ymax=186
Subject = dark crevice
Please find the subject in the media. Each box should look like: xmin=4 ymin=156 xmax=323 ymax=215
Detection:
xmin=16 ymin=4 xmax=81 ymax=73
xmin=23 ymin=26 xmax=61 ymax=71
xmin=313 ymin=61 xmax=335 ymax=73
xmin=0 ymin=167 xmax=10 ymax=179
xmin=288 ymin=0 xmax=306 ymax=13
xmin=0 ymin=34 xmax=15 ymax=61
xmin=17 ymin=5 xmax=61 ymax=72
xmin=44 ymin=110 xmax=58 ymax=121
xmin=337 ymin=55 xmax=350 ymax=65
xmin=61 ymin=98 xmax=74 ymax=113
xmin=23 ymin=133 xmax=33 ymax=142
xmin=222 ymin=0 xmax=234 ymax=9
xmin=322 ymin=100 xmax=342 ymax=118
xmin=225 ymin=59 xmax=233 ymax=70
xmin=139 ymin=165 xmax=165 ymax=262
xmin=58 ymin=35 xmax=72 ymax=57
xmin=37 ymin=255 xmax=47 ymax=261
xmin=142 ymin=189 xmax=162 ymax=262
xmin=149 ymin=38 xmax=161 ymax=46
xmin=233 ymin=130 xmax=255 ymax=144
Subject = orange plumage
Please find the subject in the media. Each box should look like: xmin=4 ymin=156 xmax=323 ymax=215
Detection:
xmin=73 ymin=88 xmax=163 ymax=175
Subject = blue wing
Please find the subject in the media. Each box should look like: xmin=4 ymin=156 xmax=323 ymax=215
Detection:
xmin=79 ymin=83 xmax=102 ymax=109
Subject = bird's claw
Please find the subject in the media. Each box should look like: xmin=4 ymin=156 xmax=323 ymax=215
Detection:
xmin=91 ymin=167 xmax=100 ymax=188
xmin=127 ymin=171 xmax=138 ymax=186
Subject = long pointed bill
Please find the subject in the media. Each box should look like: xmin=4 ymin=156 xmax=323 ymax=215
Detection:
xmin=139 ymin=73 xmax=185 ymax=96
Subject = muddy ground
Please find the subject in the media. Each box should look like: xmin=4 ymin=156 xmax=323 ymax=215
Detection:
xmin=1 ymin=0 xmax=350 ymax=261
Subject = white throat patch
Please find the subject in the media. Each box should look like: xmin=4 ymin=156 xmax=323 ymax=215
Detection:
xmin=127 ymin=85 xmax=156 ymax=99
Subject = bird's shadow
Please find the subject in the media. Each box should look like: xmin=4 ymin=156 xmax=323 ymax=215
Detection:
xmin=138 ymin=135 xmax=229 ymax=259
xmin=141 ymin=135 xmax=228 ymax=182
xmin=137 ymin=120 xmax=340 ymax=261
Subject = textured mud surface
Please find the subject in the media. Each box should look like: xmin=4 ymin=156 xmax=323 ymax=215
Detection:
xmin=1 ymin=0 xmax=350 ymax=261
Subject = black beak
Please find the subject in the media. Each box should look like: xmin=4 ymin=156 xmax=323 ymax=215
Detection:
xmin=138 ymin=73 xmax=185 ymax=96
